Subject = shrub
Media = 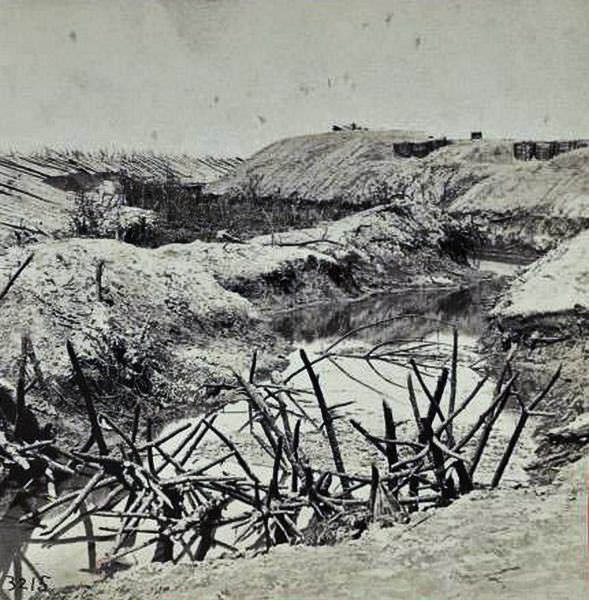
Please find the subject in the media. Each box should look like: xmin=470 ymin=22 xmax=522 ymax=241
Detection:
xmin=68 ymin=183 xmax=161 ymax=246
xmin=438 ymin=219 xmax=487 ymax=266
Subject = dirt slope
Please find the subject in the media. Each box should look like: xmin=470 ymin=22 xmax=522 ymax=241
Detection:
xmin=210 ymin=130 xmax=589 ymax=253
xmin=0 ymin=201 xmax=465 ymax=380
xmin=0 ymin=151 xmax=241 ymax=248
xmin=0 ymin=237 xmax=331 ymax=398
xmin=208 ymin=131 xmax=504 ymax=203
xmin=40 ymin=459 xmax=587 ymax=600
xmin=450 ymin=152 xmax=589 ymax=253
xmin=489 ymin=231 xmax=589 ymax=478
xmin=0 ymin=199 xmax=467 ymax=444
xmin=492 ymin=228 xmax=589 ymax=320
xmin=0 ymin=239 xmax=260 ymax=443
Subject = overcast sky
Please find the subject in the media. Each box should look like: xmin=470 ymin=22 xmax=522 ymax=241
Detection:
xmin=1 ymin=0 xmax=588 ymax=157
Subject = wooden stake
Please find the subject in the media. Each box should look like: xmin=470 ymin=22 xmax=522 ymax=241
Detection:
xmin=66 ymin=341 xmax=108 ymax=455
xmin=80 ymin=501 xmax=97 ymax=572
xmin=447 ymin=327 xmax=458 ymax=446
xmin=300 ymin=349 xmax=349 ymax=495
xmin=14 ymin=336 xmax=28 ymax=441
xmin=382 ymin=401 xmax=399 ymax=490
xmin=406 ymin=374 xmax=423 ymax=434
xmin=455 ymin=374 xmax=517 ymax=451
xmin=95 ymin=260 xmax=105 ymax=302
xmin=249 ymin=349 xmax=258 ymax=384
xmin=426 ymin=368 xmax=448 ymax=427
xmin=146 ymin=418 xmax=156 ymax=474
xmin=369 ymin=464 xmax=379 ymax=518
xmin=491 ymin=367 xmax=561 ymax=488
xmin=131 ymin=402 xmax=141 ymax=444
xmin=436 ymin=376 xmax=488 ymax=437
xmin=0 ymin=252 xmax=34 ymax=302
xmin=467 ymin=386 xmax=510 ymax=479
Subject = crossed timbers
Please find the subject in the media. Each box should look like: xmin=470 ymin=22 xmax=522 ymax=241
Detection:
xmin=0 ymin=326 xmax=560 ymax=571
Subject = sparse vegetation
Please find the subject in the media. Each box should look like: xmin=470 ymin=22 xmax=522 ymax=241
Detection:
xmin=2 ymin=327 xmax=560 ymax=569
xmin=119 ymin=171 xmax=386 ymax=246
xmin=68 ymin=187 xmax=162 ymax=246
xmin=437 ymin=219 xmax=487 ymax=266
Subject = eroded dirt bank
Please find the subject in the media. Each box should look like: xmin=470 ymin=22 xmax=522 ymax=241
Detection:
xmin=0 ymin=200 xmax=475 ymax=449
xmin=39 ymin=462 xmax=587 ymax=600
xmin=489 ymin=229 xmax=589 ymax=481
xmin=33 ymin=233 xmax=589 ymax=600
xmin=210 ymin=131 xmax=589 ymax=255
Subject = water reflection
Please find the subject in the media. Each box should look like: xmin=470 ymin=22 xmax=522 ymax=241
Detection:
xmin=0 ymin=273 xmax=515 ymax=598
xmin=0 ymin=480 xmax=118 ymax=600
xmin=272 ymin=279 xmax=505 ymax=345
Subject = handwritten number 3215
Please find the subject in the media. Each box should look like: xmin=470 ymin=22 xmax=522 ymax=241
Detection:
xmin=5 ymin=575 xmax=52 ymax=591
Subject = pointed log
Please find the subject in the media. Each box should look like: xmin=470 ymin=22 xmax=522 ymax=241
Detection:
xmin=406 ymin=374 xmax=423 ymax=434
xmin=300 ymin=349 xmax=349 ymax=495
xmin=13 ymin=336 xmax=28 ymax=441
xmin=409 ymin=358 xmax=433 ymax=401
xmin=436 ymin=376 xmax=488 ymax=437
xmin=131 ymin=402 xmax=141 ymax=444
xmin=426 ymin=368 xmax=449 ymax=427
xmin=369 ymin=464 xmax=380 ymax=518
xmin=66 ymin=341 xmax=108 ymax=455
xmin=268 ymin=437 xmax=284 ymax=503
xmin=447 ymin=327 xmax=458 ymax=446
xmin=382 ymin=401 xmax=399 ymax=490
xmin=491 ymin=367 xmax=561 ymax=488
xmin=249 ymin=349 xmax=258 ymax=384
xmin=455 ymin=374 xmax=517 ymax=451
xmin=0 ymin=252 xmax=34 ymax=302
xmin=146 ymin=418 xmax=156 ymax=474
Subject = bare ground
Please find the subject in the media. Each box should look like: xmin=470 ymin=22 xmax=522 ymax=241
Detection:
xmin=35 ymin=230 xmax=589 ymax=600
xmin=40 ymin=458 xmax=587 ymax=600
xmin=210 ymin=131 xmax=589 ymax=254
xmin=3 ymin=136 xmax=588 ymax=599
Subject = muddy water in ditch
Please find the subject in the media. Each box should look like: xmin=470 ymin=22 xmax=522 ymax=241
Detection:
xmin=0 ymin=264 xmax=530 ymax=598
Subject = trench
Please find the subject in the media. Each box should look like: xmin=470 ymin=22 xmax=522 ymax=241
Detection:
xmin=0 ymin=261 xmax=532 ymax=598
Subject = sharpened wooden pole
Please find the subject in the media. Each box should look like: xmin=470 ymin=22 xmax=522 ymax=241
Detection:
xmin=66 ymin=340 xmax=108 ymax=455
xmin=300 ymin=349 xmax=350 ymax=494
xmin=491 ymin=367 xmax=560 ymax=488
xmin=0 ymin=252 xmax=34 ymax=302
xmin=131 ymin=402 xmax=141 ymax=444
xmin=447 ymin=327 xmax=458 ymax=446
xmin=249 ymin=349 xmax=258 ymax=384
xmin=383 ymin=401 xmax=399 ymax=491
xmin=406 ymin=374 xmax=423 ymax=434
xmin=490 ymin=410 xmax=528 ymax=488
xmin=14 ymin=336 xmax=28 ymax=441
xmin=426 ymin=368 xmax=448 ymax=426
xmin=369 ymin=464 xmax=379 ymax=519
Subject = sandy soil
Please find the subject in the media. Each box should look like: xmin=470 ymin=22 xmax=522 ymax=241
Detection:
xmin=207 ymin=132 xmax=503 ymax=203
xmin=38 ymin=458 xmax=587 ymax=600
xmin=0 ymin=197 xmax=472 ymax=449
xmin=491 ymin=228 xmax=589 ymax=319
xmin=0 ymin=151 xmax=241 ymax=247
xmin=210 ymin=130 xmax=589 ymax=253
xmin=487 ymin=235 xmax=589 ymax=482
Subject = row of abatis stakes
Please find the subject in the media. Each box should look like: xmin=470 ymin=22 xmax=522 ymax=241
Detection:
xmin=0 ymin=130 xmax=587 ymax=599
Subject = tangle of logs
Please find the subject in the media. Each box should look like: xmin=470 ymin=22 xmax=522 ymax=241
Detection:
xmin=0 ymin=328 xmax=561 ymax=571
